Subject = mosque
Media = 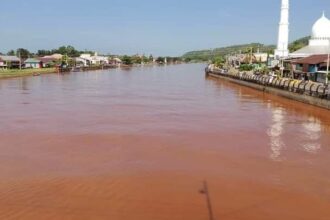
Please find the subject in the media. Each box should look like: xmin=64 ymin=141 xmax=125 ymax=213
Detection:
xmin=290 ymin=12 xmax=330 ymax=58
xmin=275 ymin=0 xmax=330 ymax=59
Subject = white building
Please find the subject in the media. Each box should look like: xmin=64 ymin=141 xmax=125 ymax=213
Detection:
xmin=290 ymin=12 xmax=330 ymax=58
xmin=275 ymin=0 xmax=290 ymax=59
xmin=78 ymin=53 xmax=109 ymax=66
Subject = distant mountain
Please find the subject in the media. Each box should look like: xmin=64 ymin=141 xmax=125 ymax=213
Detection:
xmin=182 ymin=37 xmax=310 ymax=61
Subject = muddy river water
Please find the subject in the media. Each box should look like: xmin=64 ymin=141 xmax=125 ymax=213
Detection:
xmin=0 ymin=64 xmax=329 ymax=220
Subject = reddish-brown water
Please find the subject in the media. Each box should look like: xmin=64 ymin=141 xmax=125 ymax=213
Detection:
xmin=0 ymin=64 xmax=330 ymax=220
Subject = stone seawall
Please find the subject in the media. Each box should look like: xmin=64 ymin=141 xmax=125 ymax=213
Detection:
xmin=207 ymin=70 xmax=330 ymax=110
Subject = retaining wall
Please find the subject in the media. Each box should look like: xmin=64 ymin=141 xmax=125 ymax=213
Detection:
xmin=206 ymin=69 xmax=330 ymax=110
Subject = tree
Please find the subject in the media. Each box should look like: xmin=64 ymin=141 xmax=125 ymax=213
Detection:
xmin=16 ymin=48 xmax=31 ymax=59
xmin=54 ymin=45 xmax=80 ymax=57
xmin=7 ymin=50 xmax=15 ymax=56
xmin=156 ymin=57 xmax=165 ymax=63
xmin=149 ymin=55 xmax=154 ymax=62
xmin=142 ymin=55 xmax=150 ymax=63
xmin=132 ymin=56 xmax=142 ymax=64
xmin=37 ymin=50 xmax=52 ymax=56
xmin=121 ymin=55 xmax=133 ymax=65
xmin=212 ymin=56 xmax=225 ymax=68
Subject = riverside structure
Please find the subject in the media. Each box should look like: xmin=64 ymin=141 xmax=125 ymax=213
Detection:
xmin=205 ymin=67 xmax=330 ymax=110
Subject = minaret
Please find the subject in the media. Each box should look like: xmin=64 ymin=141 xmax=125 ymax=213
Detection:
xmin=275 ymin=0 xmax=290 ymax=58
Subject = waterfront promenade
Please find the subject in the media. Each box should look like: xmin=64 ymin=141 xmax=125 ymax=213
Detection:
xmin=0 ymin=64 xmax=329 ymax=220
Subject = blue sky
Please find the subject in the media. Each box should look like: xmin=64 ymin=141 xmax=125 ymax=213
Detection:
xmin=0 ymin=0 xmax=329 ymax=56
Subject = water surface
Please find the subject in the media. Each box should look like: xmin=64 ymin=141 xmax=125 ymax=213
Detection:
xmin=0 ymin=64 xmax=330 ymax=220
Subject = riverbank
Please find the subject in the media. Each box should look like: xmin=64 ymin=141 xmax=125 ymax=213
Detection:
xmin=0 ymin=65 xmax=120 ymax=80
xmin=206 ymin=68 xmax=330 ymax=110
xmin=0 ymin=68 xmax=56 ymax=79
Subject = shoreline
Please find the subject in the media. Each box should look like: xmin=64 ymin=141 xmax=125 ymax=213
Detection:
xmin=0 ymin=63 xmax=186 ymax=80
xmin=0 ymin=65 xmax=118 ymax=80
xmin=206 ymin=69 xmax=330 ymax=110
xmin=0 ymin=68 xmax=57 ymax=80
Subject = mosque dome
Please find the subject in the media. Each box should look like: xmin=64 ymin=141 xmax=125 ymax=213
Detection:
xmin=311 ymin=13 xmax=330 ymax=39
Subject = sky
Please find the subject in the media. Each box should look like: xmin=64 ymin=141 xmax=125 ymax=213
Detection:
xmin=0 ymin=0 xmax=329 ymax=56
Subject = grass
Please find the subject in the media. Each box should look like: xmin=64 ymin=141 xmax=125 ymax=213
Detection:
xmin=0 ymin=68 xmax=56 ymax=79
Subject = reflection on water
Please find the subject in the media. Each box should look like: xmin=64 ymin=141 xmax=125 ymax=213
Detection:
xmin=268 ymin=107 xmax=286 ymax=161
xmin=301 ymin=117 xmax=322 ymax=154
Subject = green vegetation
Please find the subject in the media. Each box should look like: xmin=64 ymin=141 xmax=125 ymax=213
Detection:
xmin=121 ymin=55 xmax=133 ymax=65
xmin=289 ymin=36 xmax=310 ymax=52
xmin=36 ymin=45 xmax=95 ymax=57
xmin=119 ymin=55 xmax=182 ymax=66
xmin=16 ymin=48 xmax=31 ymax=59
xmin=239 ymin=64 xmax=254 ymax=71
xmin=4 ymin=46 xmax=95 ymax=58
xmin=0 ymin=68 xmax=56 ymax=79
xmin=212 ymin=56 xmax=226 ymax=68
xmin=156 ymin=57 xmax=165 ymax=63
xmin=182 ymin=37 xmax=310 ymax=62
xmin=182 ymin=43 xmax=275 ymax=62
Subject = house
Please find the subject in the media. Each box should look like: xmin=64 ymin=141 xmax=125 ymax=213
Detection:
xmin=0 ymin=57 xmax=4 ymax=69
xmin=79 ymin=53 xmax=109 ymax=66
xmin=0 ymin=55 xmax=21 ymax=69
xmin=109 ymin=57 xmax=122 ymax=65
xmin=75 ymin=57 xmax=90 ymax=67
xmin=39 ymin=57 xmax=57 ymax=67
xmin=24 ymin=58 xmax=42 ymax=69
xmin=291 ymin=55 xmax=329 ymax=73
xmin=291 ymin=54 xmax=329 ymax=82
xmin=253 ymin=53 xmax=268 ymax=63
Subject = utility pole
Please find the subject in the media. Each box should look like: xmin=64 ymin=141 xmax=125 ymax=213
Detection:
xmin=200 ymin=181 xmax=215 ymax=220
xmin=18 ymin=51 xmax=22 ymax=70
xmin=326 ymin=39 xmax=330 ymax=85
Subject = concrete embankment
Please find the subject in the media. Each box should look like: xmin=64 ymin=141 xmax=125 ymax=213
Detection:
xmin=206 ymin=69 xmax=330 ymax=110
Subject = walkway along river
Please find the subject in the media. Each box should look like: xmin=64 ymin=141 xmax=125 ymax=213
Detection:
xmin=0 ymin=64 xmax=330 ymax=220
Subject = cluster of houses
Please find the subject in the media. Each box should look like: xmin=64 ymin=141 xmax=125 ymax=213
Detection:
xmin=0 ymin=53 xmax=123 ymax=70
xmin=227 ymin=50 xmax=269 ymax=67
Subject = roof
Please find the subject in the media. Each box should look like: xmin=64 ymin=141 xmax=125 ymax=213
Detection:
xmin=113 ymin=58 xmax=122 ymax=62
xmin=290 ymin=45 xmax=330 ymax=58
xmin=42 ymin=54 xmax=63 ymax=60
xmin=24 ymin=58 xmax=40 ymax=63
xmin=0 ymin=55 xmax=20 ymax=62
xmin=39 ymin=57 xmax=56 ymax=63
xmin=312 ymin=13 xmax=330 ymax=39
xmin=291 ymin=54 xmax=329 ymax=65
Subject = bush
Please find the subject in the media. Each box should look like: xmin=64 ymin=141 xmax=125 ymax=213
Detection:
xmin=239 ymin=64 xmax=254 ymax=71
xmin=122 ymin=56 xmax=133 ymax=65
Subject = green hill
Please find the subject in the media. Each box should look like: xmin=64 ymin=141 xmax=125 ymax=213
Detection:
xmin=182 ymin=37 xmax=310 ymax=61
xmin=182 ymin=43 xmax=275 ymax=61
xmin=288 ymin=36 xmax=310 ymax=52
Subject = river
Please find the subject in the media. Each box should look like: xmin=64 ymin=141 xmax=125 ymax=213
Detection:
xmin=0 ymin=64 xmax=329 ymax=220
